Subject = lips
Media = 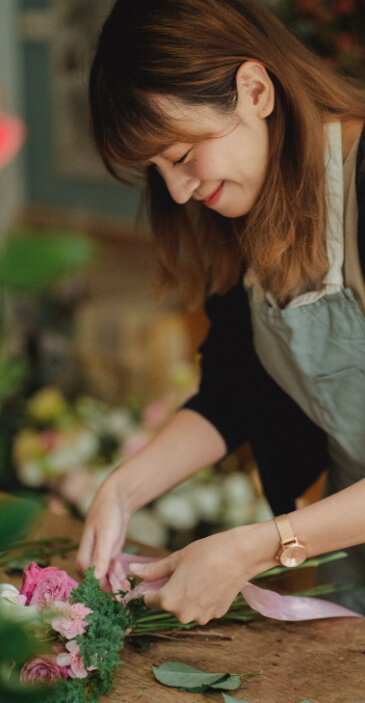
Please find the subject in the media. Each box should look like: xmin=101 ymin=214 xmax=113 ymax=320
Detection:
xmin=202 ymin=182 xmax=224 ymax=207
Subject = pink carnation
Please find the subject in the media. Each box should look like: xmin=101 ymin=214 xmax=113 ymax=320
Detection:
xmin=56 ymin=640 xmax=97 ymax=679
xmin=20 ymin=655 xmax=69 ymax=684
xmin=50 ymin=601 xmax=92 ymax=639
xmin=20 ymin=562 xmax=78 ymax=609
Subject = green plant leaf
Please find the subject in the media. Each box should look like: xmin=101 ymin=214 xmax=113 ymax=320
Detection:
xmin=0 ymin=497 xmax=41 ymax=551
xmin=0 ymin=230 xmax=94 ymax=290
xmin=211 ymin=674 xmax=242 ymax=690
xmin=152 ymin=662 xmax=227 ymax=689
xmin=221 ymin=694 xmax=250 ymax=703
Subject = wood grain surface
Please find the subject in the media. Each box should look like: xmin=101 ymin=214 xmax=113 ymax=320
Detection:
xmin=2 ymin=502 xmax=365 ymax=703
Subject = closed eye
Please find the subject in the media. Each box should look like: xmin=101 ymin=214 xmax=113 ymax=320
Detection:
xmin=172 ymin=149 xmax=191 ymax=167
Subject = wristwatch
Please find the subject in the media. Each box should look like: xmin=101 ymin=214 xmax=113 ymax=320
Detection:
xmin=274 ymin=514 xmax=307 ymax=568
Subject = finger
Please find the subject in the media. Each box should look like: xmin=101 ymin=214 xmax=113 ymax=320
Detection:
xmin=143 ymin=590 xmax=163 ymax=610
xmin=92 ymin=531 xmax=117 ymax=580
xmin=76 ymin=529 xmax=95 ymax=574
xmin=129 ymin=552 xmax=178 ymax=581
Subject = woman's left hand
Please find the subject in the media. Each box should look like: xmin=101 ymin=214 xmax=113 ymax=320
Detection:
xmin=129 ymin=528 xmax=262 ymax=625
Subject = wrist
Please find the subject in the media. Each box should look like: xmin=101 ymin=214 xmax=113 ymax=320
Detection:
xmin=234 ymin=520 xmax=281 ymax=579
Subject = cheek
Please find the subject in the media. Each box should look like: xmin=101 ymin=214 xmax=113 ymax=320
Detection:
xmin=189 ymin=148 xmax=223 ymax=180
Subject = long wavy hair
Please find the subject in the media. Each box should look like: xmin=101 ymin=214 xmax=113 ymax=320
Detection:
xmin=90 ymin=0 xmax=365 ymax=305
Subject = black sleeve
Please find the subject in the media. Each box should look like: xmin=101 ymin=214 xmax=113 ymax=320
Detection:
xmin=183 ymin=282 xmax=253 ymax=453
xmin=183 ymin=281 xmax=329 ymax=515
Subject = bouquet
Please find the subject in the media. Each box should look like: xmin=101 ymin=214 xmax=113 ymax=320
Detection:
xmin=0 ymin=551 xmax=360 ymax=703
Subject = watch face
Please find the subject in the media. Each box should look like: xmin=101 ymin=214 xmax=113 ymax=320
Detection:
xmin=280 ymin=544 xmax=307 ymax=568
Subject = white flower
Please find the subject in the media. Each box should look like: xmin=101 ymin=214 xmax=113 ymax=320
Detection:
xmin=155 ymin=493 xmax=198 ymax=530
xmin=190 ymin=484 xmax=222 ymax=523
xmin=222 ymin=472 xmax=256 ymax=507
xmin=73 ymin=430 xmax=99 ymax=463
xmin=17 ymin=460 xmax=45 ymax=487
xmin=105 ymin=410 xmax=134 ymax=440
xmin=127 ymin=509 xmax=168 ymax=548
xmin=253 ymin=496 xmax=274 ymax=523
xmin=0 ymin=585 xmax=38 ymax=623
xmin=0 ymin=584 xmax=23 ymax=603
xmin=221 ymin=472 xmax=257 ymax=527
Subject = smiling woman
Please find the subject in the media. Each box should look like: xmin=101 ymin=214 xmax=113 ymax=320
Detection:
xmin=76 ymin=0 xmax=365 ymax=625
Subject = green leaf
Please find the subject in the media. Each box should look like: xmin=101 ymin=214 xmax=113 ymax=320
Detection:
xmin=0 ymin=230 xmax=94 ymax=290
xmin=152 ymin=662 xmax=227 ymax=689
xmin=211 ymin=674 xmax=242 ymax=690
xmin=221 ymin=694 xmax=250 ymax=703
xmin=0 ymin=498 xmax=41 ymax=551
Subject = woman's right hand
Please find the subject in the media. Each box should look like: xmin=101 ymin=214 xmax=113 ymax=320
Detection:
xmin=76 ymin=470 xmax=131 ymax=589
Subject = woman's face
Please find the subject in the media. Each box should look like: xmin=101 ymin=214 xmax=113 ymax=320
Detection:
xmin=145 ymin=91 xmax=270 ymax=218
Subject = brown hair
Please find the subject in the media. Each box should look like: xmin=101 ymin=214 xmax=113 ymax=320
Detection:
xmin=90 ymin=0 xmax=365 ymax=305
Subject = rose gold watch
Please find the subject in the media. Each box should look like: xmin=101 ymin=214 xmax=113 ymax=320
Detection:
xmin=274 ymin=514 xmax=307 ymax=568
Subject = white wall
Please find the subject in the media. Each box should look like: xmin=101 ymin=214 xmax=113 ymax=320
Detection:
xmin=0 ymin=0 xmax=26 ymax=234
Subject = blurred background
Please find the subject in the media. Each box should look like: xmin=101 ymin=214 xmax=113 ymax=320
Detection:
xmin=0 ymin=0 xmax=364 ymax=550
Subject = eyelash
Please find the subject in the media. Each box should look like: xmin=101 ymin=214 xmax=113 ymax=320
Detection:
xmin=172 ymin=150 xmax=191 ymax=167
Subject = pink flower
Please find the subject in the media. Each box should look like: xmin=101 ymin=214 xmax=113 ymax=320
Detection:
xmin=20 ymin=655 xmax=69 ymax=684
xmin=0 ymin=110 xmax=25 ymax=169
xmin=56 ymin=640 xmax=97 ymax=679
xmin=20 ymin=562 xmax=78 ymax=609
xmin=107 ymin=558 xmax=132 ymax=601
xmin=49 ymin=601 xmax=92 ymax=639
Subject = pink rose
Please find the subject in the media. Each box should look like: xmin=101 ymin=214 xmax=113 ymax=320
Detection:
xmin=20 ymin=562 xmax=78 ymax=609
xmin=50 ymin=601 xmax=92 ymax=639
xmin=56 ymin=640 xmax=97 ymax=679
xmin=20 ymin=655 xmax=69 ymax=684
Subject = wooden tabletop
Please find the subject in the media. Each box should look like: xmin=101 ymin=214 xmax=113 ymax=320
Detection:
xmin=2 ymin=506 xmax=365 ymax=703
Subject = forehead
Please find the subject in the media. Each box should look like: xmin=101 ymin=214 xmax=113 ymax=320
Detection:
xmin=152 ymin=94 xmax=237 ymax=140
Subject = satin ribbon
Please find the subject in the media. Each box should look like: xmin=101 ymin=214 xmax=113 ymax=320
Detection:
xmin=108 ymin=552 xmax=362 ymax=621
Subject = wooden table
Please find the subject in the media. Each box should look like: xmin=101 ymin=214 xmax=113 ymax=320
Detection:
xmin=2 ymin=507 xmax=365 ymax=703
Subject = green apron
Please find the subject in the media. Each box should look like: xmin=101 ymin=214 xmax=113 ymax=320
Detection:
xmin=245 ymin=123 xmax=365 ymax=613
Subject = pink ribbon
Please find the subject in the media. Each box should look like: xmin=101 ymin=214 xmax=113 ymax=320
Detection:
xmin=108 ymin=553 xmax=361 ymax=621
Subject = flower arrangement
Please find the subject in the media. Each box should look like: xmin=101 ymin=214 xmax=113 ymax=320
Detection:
xmin=0 ymin=551 xmax=359 ymax=703
xmin=11 ymin=384 xmax=272 ymax=550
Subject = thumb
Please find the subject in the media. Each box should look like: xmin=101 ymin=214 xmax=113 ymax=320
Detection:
xmin=129 ymin=553 xmax=178 ymax=581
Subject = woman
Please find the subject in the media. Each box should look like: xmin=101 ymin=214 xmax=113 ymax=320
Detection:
xmin=76 ymin=0 xmax=365 ymax=621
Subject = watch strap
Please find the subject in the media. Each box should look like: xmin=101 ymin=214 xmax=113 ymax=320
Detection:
xmin=274 ymin=514 xmax=296 ymax=546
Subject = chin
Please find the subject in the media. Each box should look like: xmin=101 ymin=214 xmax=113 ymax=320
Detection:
xmin=217 ymin=204 xmax=251 ymax=218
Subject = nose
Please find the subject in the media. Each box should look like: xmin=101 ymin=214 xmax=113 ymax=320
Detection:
xmin=164 ymin=170 xmax=201 ymax=205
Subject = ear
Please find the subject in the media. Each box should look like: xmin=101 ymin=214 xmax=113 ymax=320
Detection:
xmin=235 ymin=61 xmax=275 ymax=119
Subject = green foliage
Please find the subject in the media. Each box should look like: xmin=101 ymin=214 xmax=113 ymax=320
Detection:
xmin=0 ymin=229 xmax=95 ymax=291
xmin=67 ymin=568 xmax=131 ymax=699
xmin=0 ymin=498 xmax=49 ymax=703
xmin=0 ymin=497 xmax=42 ymax=551
xmin=44 ymin=677 xmax=96 ymax=703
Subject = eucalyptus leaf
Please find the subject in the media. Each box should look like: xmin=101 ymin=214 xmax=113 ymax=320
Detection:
xmin=211 ymin=674 xmax=242 ymax=690
xmin=221 ymin=694 xmax=250 ymax=703
xmin=152 ymin=662 xmax=227 ymax=689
